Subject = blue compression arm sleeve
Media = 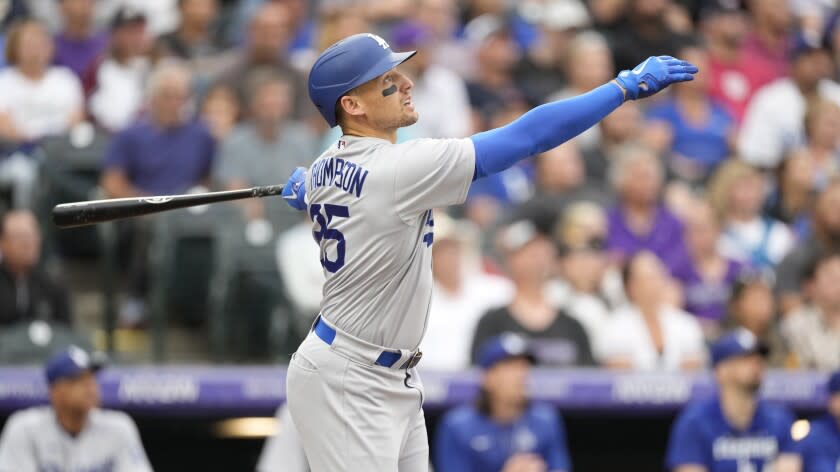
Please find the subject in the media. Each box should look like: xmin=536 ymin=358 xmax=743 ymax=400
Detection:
xmin=471 ymin=82 xmax=624 ymax=180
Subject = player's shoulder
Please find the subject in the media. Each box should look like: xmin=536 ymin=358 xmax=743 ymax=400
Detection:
xmin=525 ymin=402 xmax=561 ymax=425
xmin=756 ymin=400 xmax=795 ymax=425
xmin=88 ymin=408 xmax=139 ymax=434
xmin=3 ymin=406 xmax=53 ymax=433
xmin=441 ymin=405 xmax=483 ymax=429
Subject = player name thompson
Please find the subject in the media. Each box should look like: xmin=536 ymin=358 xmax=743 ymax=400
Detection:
xmin=309 ymin=157 xmax=370 ymax=198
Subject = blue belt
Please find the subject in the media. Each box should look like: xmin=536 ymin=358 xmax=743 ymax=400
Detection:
xmin=312 ymin=316 xmax=421 ymax=369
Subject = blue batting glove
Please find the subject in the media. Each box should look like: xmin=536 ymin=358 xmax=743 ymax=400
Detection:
xmin=614 ymin=56 xmax=699 ymax=100
xmin=281 ymin=167 xmax=307 ymax=211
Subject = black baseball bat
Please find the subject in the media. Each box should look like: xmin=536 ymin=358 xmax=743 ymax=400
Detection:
xmin=52 ymin=184 xmax=286 ymax=228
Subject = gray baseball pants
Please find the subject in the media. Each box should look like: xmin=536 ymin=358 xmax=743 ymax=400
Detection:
xmin=286 ymin=319 xmax=428 ymax=472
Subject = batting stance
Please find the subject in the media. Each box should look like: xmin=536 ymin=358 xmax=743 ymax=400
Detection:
xmin=281 ymin=32 xmax=697 ymax=471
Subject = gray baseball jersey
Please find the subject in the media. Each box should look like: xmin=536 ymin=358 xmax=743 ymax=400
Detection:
xmin=0 ymin=406 xmax=152 ymax=472
xmin=305 ymin=135 xmax=475 ymax=349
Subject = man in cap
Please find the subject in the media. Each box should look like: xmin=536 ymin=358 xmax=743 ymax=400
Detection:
xmin=665 ymin=329 xmax=801 ymax=472
xmin=0 ymin=345 xmax=152 ymax=472
xmin=796 ymin=370 xmax=840 ymax=472
xmin=435 ymin=333 xmax=571 ymax=472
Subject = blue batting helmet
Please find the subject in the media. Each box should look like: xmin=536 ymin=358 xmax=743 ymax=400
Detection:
xmin=308 ymin=33 xmax=416 ymax=128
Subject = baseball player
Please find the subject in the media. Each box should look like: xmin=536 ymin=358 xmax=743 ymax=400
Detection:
xmin=0 ymin=345 xmax=152 ymax=472
xmin=435 ymin=333 xmax=571 ymax=472
xmin=796 ymin=370 xmax=840 ymax=472
xmin=280 ymin=32 xmax=697 ymax=471
xmin=665 ymin=329 xmax=801 ymax=472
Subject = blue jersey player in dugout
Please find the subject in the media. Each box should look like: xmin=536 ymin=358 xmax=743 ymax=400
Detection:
xmin=435 ymin=333 xmax=571 ymax=472
xmin=666 ymin=329 xmax=801 ymax=472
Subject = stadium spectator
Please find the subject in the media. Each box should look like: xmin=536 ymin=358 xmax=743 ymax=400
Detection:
xmin=101 ymin=60 xmax=214 ymax=326
xmin=547 ymin=30 xmax=614 ymax=152
xmin=646 ymin=43 xmax=736 ymax=185
xmin=0 ymin=346 xmax=152 ymax=471
xmin=599 ymin=251 xmax=705 ymax=370
xmin=512 ymin=0 xmax=590 ymax=105
xmin=422 ymin=215 xmax=513 ymax=371
xmin=213 ymin=72 xmax=315 ymax=225
xmin=738 ymin=34 xmax=840 ymax=169
xmin=796 ymin=369 xmax=840 ymax=471
xmin=156 ymin=0 xmax=224 ymax=60
xmin=470 ymin=218 xmax=595 ymax=367
xmin=580 ymin=100 xmax=649 ymax=185
xmin=0 ymin=210 xmax=71 ymax=327
xmin=605 ymin=144 xmax=689 ymax=272
xmin=708 ymin=160 xmax=794 ymax=269
xmin=700 ymin=0 xmax=756 ymax=122
xmin=464 ymin=15 xmax=526 ymax=133
xmin=741 ymin=0 xmax=794 ymax=86
xmin=228 ymin=0 xmax=314 ymax=58
xmin=605 ymin=0 xmax=693 ymax=72
xmin=788 ymin=99 xmax=840 ymax=191
xmin=101 ymin=60 xmax=214 ymax=198
xmin=672 ymin=200 xmax=743 ymax=334
xmin=52 ymin=0 xmax=108 ymax=79
xmin=0 ymin=18 xmax=84 ymax=207
xmin=782 ymin=251 xmax=840 ymax=371
xmin=0 ymin=19 xmax=84 ymax=144
xmin=436 ymin=333 xmax=571 ymax=472
xmin=86 ymin=6 xmax=151 ymax=132
xmin=415 ymin=0 xmax=471 ymax=77
xmin=722 ymin=271 xmax=790 ymax=367
xmin=199 ymin=82 xmax=240 ymax=141
xmin=777 ymin=179 xmax=840 ymax=314
xmin=391 ymin=21 xmax=472 ymax=139
xmin=665 ymin=329 xmax=801 ymax=472
xmin=214 ymin=2 xmax=309 ymax=120
xmin=766 ymin=153 xmax=817 ymax=241
xmin=529 ymin=140 xmax=612 ymax=214
xmin=550 ymin=202 xmax=617 ymax=344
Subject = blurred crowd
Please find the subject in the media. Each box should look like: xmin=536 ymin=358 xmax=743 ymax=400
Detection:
xmin=0 ymin=0 xmax=838 ymax=370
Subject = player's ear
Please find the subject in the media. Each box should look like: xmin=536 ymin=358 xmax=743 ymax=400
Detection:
xmin=338 ymin=95 xmax=365 ymax=119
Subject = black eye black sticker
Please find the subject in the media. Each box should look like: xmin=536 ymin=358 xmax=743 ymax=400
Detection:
xmin=382 ymin=84 xmax=398 ymax=97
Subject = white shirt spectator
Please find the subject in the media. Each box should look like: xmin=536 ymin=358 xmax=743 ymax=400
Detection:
xmin=0 ymin=66 xmax=82 ymax=140
xmin=545 ymin=280 xmax=612 ymax=346
xmin=404 ymin=64 xmax=472 ymax=139
xmin=597 ymin=305 xmax=706 ymax=370
xmin=718 ymin=217 xmax=794 ymax=268
xmin=89 ymin=57 xmax=150 ymax=131
xmin=421 ymin=273 xmax=513 ymax=371
xmin=738 ymin=77 xmax=840 ymax=168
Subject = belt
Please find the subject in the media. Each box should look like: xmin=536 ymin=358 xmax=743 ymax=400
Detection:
xmin=313 ymin=316 xmax=423 ymax=369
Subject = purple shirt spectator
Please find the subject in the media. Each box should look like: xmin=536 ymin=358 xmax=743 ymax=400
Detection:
xmin=672 ymin=258 xmax=742 ymax=320
xmin=53 ymin=32 xmax=108 ymax=79
xmin=607 ymin=205 xmax=688 ymax=273
xmin=102 ymin=119 xmax=215 ymax=195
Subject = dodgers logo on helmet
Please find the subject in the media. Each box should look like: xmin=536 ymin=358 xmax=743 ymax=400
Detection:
xmin=365 ymin=33 xmax=390 ymax=50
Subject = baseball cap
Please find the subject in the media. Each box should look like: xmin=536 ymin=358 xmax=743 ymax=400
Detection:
xmin=477 ymin=333 xmax=536 ymax=369
xmin=110 ymin=5 xmax=146 ymax=30
xmin=710 ymin=329 xmax=770 ymax=367
xmin=45 ymin=345 xmax=105 ymax=385
xmin=828 ymin=370 xmax=840 ymax=394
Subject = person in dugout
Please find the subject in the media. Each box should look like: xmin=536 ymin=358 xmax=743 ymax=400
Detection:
xmin=435 ymin=332 xmax=571 ymax=472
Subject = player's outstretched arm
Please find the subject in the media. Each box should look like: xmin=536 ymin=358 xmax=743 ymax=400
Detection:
xmin=471 ymin=55 xmax=697 ymax=180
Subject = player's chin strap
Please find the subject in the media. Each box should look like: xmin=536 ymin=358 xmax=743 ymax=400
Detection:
xmin=471 ymin=55 xmax=697 ymax=181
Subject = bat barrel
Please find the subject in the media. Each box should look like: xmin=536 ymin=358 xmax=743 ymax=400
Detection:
xmin=52 ymin=185 xmax=284 ymax=228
